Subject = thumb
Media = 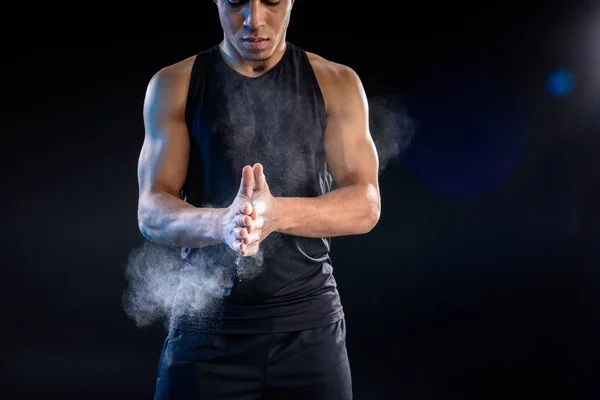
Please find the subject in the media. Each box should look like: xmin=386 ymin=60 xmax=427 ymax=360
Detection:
xmin=253 ymin=163 xmax=266 ymax=192
xmin=238 ymin=165 xmax=254 ymax=199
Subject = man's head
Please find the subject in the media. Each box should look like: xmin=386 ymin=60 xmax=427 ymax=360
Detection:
xmin=215 ymin=0 xmax=294 ymax=63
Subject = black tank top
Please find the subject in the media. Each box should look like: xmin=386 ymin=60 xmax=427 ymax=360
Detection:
xmin=170 ymin=42 xmax=344 ymax=334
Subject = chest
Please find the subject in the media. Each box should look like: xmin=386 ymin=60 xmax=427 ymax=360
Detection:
xmin=190 ymin=72 xmax=327 ymax=197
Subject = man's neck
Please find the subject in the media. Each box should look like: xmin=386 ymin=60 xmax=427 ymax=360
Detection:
xmin=218 ymin=38 xmax=287 ymax=78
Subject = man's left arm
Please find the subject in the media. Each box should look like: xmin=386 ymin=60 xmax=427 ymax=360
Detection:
xmin=274 ymin=66 xmax=381 ymax=238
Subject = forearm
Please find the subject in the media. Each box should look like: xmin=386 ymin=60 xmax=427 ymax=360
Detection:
xmin=137 ymin=191 xmax=226 ymax=248
xmin=274 ymin=183 xmax=380 ymax=238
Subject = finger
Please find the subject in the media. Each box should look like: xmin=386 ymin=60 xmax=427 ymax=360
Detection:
xmin=233 ymin=227 xmax=248 ymax=242
xmin=246 ymin=230 xmax=261 ymax=244
xmin=238 ymin=201 xmax=253 ymax=215
xmin=234 ymin=240 xmax=246 ymax=253
xmin=243 ymin=242 xmax=259 ymax=257
xmin=235 ymin=214 xmax=252 ymax=228
xmin=238 ymin=165 xmax=254 ymax=199
xmin=253 ymin=163 xmax=266 ymax=192
xmin=242 ymin=218 xmax=261 ymax=237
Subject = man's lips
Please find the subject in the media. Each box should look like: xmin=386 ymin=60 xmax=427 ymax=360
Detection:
xmin=242 ymin=37 xmax=269 ymax=49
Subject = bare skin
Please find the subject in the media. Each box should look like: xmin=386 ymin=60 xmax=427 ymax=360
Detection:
xmin=137 ymin=0 xmax=381 ymax=257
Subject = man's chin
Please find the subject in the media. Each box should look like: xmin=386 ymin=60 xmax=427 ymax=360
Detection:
xmin=241 ymin=49 xmax=272 ymax=63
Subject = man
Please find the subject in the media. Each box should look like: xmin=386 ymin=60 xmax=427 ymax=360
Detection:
xmin=137 ymin=0 xmax=380 ymax=398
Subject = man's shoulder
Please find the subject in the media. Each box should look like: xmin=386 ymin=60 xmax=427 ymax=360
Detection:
xmin=304 ymin=51 xmax=363 ymax=105
xmin=154 ymin=45 xmax=218 ymax=83
xmin=305 ymin=51 xmax=357 ymax=81
xmin=144 ymin=55 xmax=199 ymax=107
xmin=151 ymin=55 xmax=197 ymax=89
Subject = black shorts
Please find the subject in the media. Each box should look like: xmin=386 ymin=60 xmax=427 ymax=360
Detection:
xmin=154 ymin=318 xmax=352 ymax=400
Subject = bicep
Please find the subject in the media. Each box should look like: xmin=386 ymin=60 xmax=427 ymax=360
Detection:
xmin=138 ymin=68 xmax=190 ymax=199
xmin=324 ymin=67 xmax=379 ymax=190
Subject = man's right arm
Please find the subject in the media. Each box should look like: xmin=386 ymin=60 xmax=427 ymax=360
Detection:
xmin=137 ymin=60 xmax=226 ymax=249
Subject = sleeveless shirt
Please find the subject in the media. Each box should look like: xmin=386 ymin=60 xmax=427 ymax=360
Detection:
xmin=170 ymin=42 xmax=344 ymax=334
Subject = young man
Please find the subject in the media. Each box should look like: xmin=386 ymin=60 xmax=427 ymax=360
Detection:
xmin=137 ymin=0 xmax=380 ymax=398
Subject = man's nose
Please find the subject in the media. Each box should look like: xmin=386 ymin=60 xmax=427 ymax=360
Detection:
xmin=243 ymin=0 xmax=266 ymax=31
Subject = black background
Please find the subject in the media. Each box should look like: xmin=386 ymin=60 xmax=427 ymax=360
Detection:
xmin=3 ymin=0 xmax=600 ymax=398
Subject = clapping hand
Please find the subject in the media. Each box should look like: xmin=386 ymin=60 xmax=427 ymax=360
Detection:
xmin=222 ymin=163 xmax=279 ymax=257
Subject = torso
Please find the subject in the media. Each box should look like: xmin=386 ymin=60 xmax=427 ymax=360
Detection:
xmin=170 ymin=43 xmax=345 ymax=333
